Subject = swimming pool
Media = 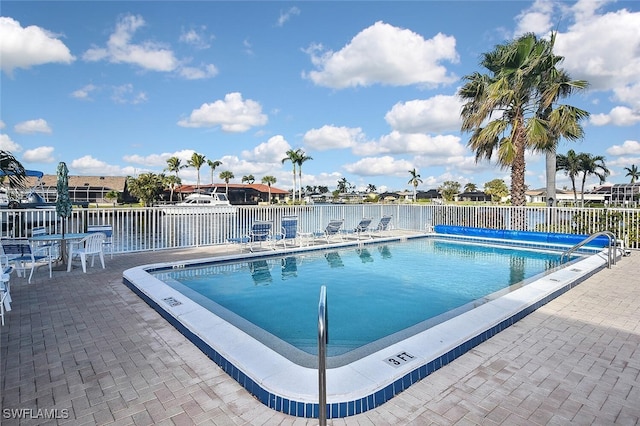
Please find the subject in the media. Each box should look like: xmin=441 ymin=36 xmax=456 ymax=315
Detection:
xmin=123 ymin=234 xmax=610 ymax=419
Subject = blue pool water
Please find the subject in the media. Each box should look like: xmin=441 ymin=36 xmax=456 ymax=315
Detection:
xmin=152 ymin=238 xmax=568 ymax=362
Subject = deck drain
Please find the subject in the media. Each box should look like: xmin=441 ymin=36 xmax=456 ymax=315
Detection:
xmin=570 ymin=268 xmax=582 ymax=272
xmin=162 ymin=297 xmax=182 ymax=307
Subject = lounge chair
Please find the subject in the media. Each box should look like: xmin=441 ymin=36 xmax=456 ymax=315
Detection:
xmin=370 ymin=215 xmax=393 ymax=237
xmin=0 ymin=238 xmax=53 ymax=283
xmin=314 ymin=219 xmax=345 ymax=243
xmin=343 ymin=217 xmax=373 ymax=240
xmin=228 ymin=221 xmax=273 ymax=252
xmin=272 ymin=215 xmax=299 ymax=248
xmin=281 ymin=256 xmax=298 ymax=280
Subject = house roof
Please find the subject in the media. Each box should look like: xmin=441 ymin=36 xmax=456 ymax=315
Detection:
xmin=176 ymin=183 xmax=289 ymax=195
xmin=21 ymin=175 xmax=128 ymax=192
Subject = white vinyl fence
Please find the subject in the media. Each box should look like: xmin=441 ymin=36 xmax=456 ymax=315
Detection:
xmin=1 ymin=204 xmax=638 ymax=254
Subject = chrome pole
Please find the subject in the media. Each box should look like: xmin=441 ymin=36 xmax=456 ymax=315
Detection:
xmin=318 ymin=285 xmax=327 ymax=425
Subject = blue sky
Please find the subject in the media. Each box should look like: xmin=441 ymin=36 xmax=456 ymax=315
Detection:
xmin=1 ymin=1 xmax=639 ymax=194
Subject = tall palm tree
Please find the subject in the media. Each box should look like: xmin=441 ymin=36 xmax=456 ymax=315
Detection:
xmin=241 ymin=174 xmax=255 ymax=184
xmin=556 ymin=150 xmax=582 ymax=204
xmin=408 ymin=168 xmax=422 ymax=202
xmin=464 ymin=183 xmax=478 ymax=193
xmin=282 ymin=149 xmax=300 ymax=203
xmin=459 ymin=32 xmax=589 ymax=208
xmin=579 ymin=153 xmax=609 ymax=205
xmin=261 ymin=175 xmax=276 ymax=203
xmin=336 ymin=177 xmax=349 ymax=193
xmin=207 ymin=159 xmax=222 ymax=186
xmin=295 ymin=149 xmax=313 ymax=203
xmin=164 ymin=156 xmax=186 ymax=202
xmin=219 ymin=170 xmax=234 ymax=196
xmin=537 ymin=33 xmax=589 ymax=207
xmin=187 ymin=152 xmax=206 ymax=191
xmin=624 ymin=165 xmax=639 ymax=184
xmin=367 ymin=183 xmax=377 ymax=193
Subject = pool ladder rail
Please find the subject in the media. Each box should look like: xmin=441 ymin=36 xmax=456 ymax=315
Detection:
xmin=560 ymin=231 xmax=625 ymax=268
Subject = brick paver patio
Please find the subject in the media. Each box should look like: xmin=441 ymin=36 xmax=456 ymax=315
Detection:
xmin=1 ymin=244 xmax=639 ymax=425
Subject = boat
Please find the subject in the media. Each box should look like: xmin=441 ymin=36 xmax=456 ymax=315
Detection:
xmin=161 ymin=190 xmax=237 ymax=215
xmin=0 ymin=170 xmax=56 ymax=210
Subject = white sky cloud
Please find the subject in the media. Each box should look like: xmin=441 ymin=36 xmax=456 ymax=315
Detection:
xmin=14 ymin=118 xmax=52 ymax=134
xmin=0 ymin=133 xmax=21 ymax=152
xmin=23 ymin=146 xmax=55 ymax=163
xmin=343 ymin=155 xmax=415 ymax=177
xmin=70 ymin=155 xmax=128 ymax=175
xmin=590 ymin=106 xmax=640 ymax=126
xmin=0 ymin=16 xmax=75 ymax=75
xmin=276 ymin=6 xmax=300 ymax=27
xmin=179 ymin=26 xmax=212 ymax=50
xmin=303 ymin=125 xmax=365 ymax=151
xmin=177 ymin=92 xmax=268 ymax=132
xmin=71 ymin=84 xmax=99 ymax=100
xmin=241 ymin=135 xmax=291 ymax=163
xmin=606 ymin=140 xmax=640 ymax=156
xmin=82 ymin=14 xmax=218 ymax=79
xmin=353 ymin=131 xmax=465 ymax=157
xmin=304 ymin=21 xmax=459 ymax=89
xmin=83 ymin=14 xmax=178 ymax=72
xmin=554 ymin=4 xmax=640 ymax=95
xmin=385 ymin=95 xmax=463 ymax=134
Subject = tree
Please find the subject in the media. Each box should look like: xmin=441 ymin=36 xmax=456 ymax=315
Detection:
xmin=484 ymin=179 xmax=509 ymax=203
xmin=579 ymin=153 xmax=609 ymax=205
xmin=624 ymin=165 xmax=639 ymax=184
xmin=336 ymin=177 xmax=349 ymax=193
xmin=163 ymin=174 xmax=181 ymax=203
xmin=367 ymin=183 xmax=377 ymax=193
xmin=207 ymin=159 xmax=222 ymax=185
xmin=407 ymin=168 xmax=422 ymax=202
xmin=282 ymin=149 xmax=300 ymax=203
xmin=127 ymin=173 xmax=165 ymax=206
xmin=165 ymin=156 xmax=186 ymax=202
xmin=187 ymin=152 xmax=206 ymax=190
xmin=295 ymin=149 xmax=313 ymax=202
xmin=0 ymin=150 xmax=26 ymax=187
xmin=464 ymin=183 xmax=478 ymax=193
xmin=556 ymin=150 xmax=582 ymax=204
xmin=261 ymin=175 xmax=276 ymax=203
xmin=241 ymin=174 xmax=255 ymax=184
xmin=219 ymin=170 xmax=234 ymax=196
xmin=459 ymin=32 xmax=589 ymax=207
xmin=105 ymin=190 xmax=120 ymax=206
xmin=534 ymin=33 xmax=589 ymax=207
xmin=439 ymin=181 xmax=460 ymax=202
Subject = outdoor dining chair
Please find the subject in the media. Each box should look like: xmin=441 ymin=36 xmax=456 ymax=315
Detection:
xmin=87 ymin=224 xmax=114 ymax=258
xmin=0 ymin=238 xmax=53 ymax=283
xmin=67 ymin=232 xmax=107 ymax=273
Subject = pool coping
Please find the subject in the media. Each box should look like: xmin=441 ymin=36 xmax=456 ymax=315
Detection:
xmin=122 ymin=235 xmax=610 ymax=419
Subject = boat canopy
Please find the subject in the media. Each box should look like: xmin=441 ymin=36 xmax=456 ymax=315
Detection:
xmin=0 ymin=169 xmax=44 ymax=178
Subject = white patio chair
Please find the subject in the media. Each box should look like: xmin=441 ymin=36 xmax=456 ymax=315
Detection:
xmin=67 ymin=232 xmax=106 ymax=273
xmin=87 ymin=224 xmax=113 ymax=258
xmin=1 ymin=261 xmax=13 ymax=326
xmin=0 ymin=238 xmax=53 ymax=283
xmin=31 ymin=226 xmax=60 ymax=258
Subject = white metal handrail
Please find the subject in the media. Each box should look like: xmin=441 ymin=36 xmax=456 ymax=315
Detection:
xmin=318 ymin=285 xmax=328 ymax=425
xmin=560 ymin=231 xmax=618 ymax=267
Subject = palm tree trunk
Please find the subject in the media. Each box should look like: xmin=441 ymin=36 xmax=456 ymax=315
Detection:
xmin=545 ymin=149 xmax=557 ymax=206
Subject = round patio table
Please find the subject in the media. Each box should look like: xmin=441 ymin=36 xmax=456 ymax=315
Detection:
xmin=29 ymin=232 xmax=92 ymax=271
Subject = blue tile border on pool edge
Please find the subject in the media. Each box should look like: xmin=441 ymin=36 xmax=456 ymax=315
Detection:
xmin=122 ymin=250 xmax=605 ymax=420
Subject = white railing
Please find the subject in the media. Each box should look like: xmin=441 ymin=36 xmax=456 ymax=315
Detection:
xmin=1 ymin=204 xmax=638 ymax=253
